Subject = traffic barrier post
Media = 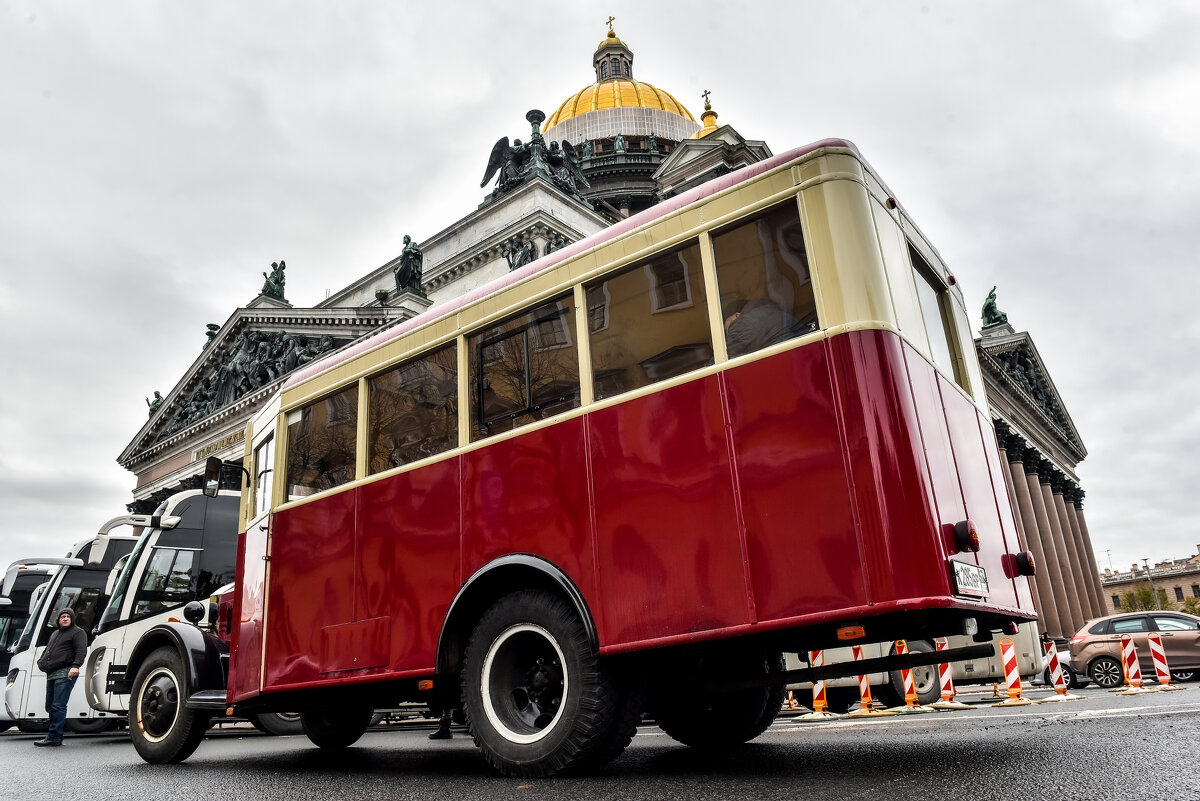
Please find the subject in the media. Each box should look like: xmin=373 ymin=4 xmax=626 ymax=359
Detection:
xmin=1036 ymin=640 xmax=1083 ymax=702
xmin=991 ymin=637 xmax=1034 ymax=707
xmin=798 ymin=650 xmax=839 ymax=720
xmin=929 ymin=638 xmax=971 ymax=710
xmin=1147 ymin=633 xmax=1186 ymax=692
xmin=1116 ymin=634 xmax=1157 ymax=696
xmin=886 ymin=640 xmax=935 ymax=713
xmin=784 ymin=690 xmax=799 ymax=709
xmin=846 ymin=644 xmax=897 ymax=718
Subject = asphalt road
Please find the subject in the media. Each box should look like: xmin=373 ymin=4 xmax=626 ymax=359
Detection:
xmin=2 ymin=685 xmax=1196 ymax=801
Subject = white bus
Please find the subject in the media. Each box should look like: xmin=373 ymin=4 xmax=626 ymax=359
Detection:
xmin=3 ymin=527 xmax=139 ymax=734
xmin=1 ymin=564 xmax=55 ymax=733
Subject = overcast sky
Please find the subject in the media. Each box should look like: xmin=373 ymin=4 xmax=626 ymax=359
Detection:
xmin=2 ymin=2 xmax=1197 ymax=582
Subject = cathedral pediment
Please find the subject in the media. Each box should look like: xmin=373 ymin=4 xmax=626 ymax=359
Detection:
xmin=977 ymin=327 xmax=1086 ymax=462
xmin=120 ymin=305 xmax=403 ymax=473
xmin=653 ymin=125 xmax=772 ymax=200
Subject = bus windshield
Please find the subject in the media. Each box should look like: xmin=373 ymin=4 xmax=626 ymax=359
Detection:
xmin=96 ymin=531 xmax=152 ymax=633
xmin=12 ymin=578 xmax=54 ymax=653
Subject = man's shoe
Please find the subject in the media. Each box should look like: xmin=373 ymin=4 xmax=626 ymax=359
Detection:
xmin=428 ymin=728 xmax=452 ymax=740
xmin=33 ymin=739 xmax=62 ymax=747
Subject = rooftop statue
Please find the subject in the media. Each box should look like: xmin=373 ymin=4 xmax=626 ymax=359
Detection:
xmin=261 ymin=260 xmax=287 ymax=301
xmin=204 ymin=323 xmax=220 ymax=348
xmin=394 ymin=235 xmax=426 ymax=295
xmin=982 ymin=286 xmax=1008 ymax=326
xmin=146 ymin=391 xmax=163 ymax=417
xmin=480 ymin=111 xmax=593 ymax=209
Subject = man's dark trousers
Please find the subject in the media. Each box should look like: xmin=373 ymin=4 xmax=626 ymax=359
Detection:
xmin=44 ymin=676 xmax=77 ymax=743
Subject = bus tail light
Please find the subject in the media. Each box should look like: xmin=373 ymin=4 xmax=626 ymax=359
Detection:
xmin=1014 ymin=551 xmax=1036 ymax=576
xmin=1002 ymin=620 xmax=1019 ymax=635
xmin=953 ymin=520 xmax=980 ymax=553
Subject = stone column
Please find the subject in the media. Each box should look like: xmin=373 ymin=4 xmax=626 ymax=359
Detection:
xmin=1021 ymin=450 xmax=1069 ymax=637
xmin=1004 ymin=439 xmax=1059 ymax=637
xmin=1051 ymin=474 xmax=1101 ymax=620
xmin=1068 ymin=489 xmax=1107 ymax=615
xmin=1036 ymin=459 xmax=1086 ymax=634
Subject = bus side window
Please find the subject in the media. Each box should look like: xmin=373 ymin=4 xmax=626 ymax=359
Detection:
xmin=587 ymin=241 xmax=711 ymax=401
xmin=712 ymin=201 xmax=817 ymax=359
xmin=132 ymin=548 xmax=197 ymax=618
xmin=909 ymin=244 xmax=966 ymax=389
xmin=368 ymin=343 xmax=458 ymax=472
xmin=285 ymin=385 xmax=359 ymax=500
xmin=468 ymin=295 xmax=580 ymax=441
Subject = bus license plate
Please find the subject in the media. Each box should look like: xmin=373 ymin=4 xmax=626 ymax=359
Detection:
xmin=952 ymin=560 xmax=989 ymax=598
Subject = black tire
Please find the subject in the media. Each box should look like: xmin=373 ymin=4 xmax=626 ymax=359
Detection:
xmin=1170 ymin=670 xmax=1196 ymax=682
xmin=824 ymin=687 xmax=859 ymax=714
xmin=1089 ymin=656 xmax=1123 ymax=688
xmin=16 ymin=720 xmax=49 ymax=734
xmin=66 ymin=717 xmax=119 ymax=735
xmin=248 ymin=711 xmax=304 ymax=736
xmin=300 ymin=707 xmax=373 ymax=749
xmin=461 ymin=590 xmax=632 ymax=778
xmin=0 ymin=722 xmax=12 ymax=733
xmin=368 ymin=710 xmax=387 ymax=727
xmin=886 ymin=640 xmax=940 ymax=706
xmin=129 ymin=646 xmax=210 ymax=764
xmin=651 ymin=647 xmax=785 ymax=749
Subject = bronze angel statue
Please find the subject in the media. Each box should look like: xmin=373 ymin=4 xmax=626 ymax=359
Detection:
xmin=547 ymin=140 xmax=590 ymax=194
xmin=480 ymin=137 xmax=530 ymax=192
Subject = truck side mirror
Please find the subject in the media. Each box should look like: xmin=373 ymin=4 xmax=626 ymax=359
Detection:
xmin=203 ymin=456 xmax=223 ymax=497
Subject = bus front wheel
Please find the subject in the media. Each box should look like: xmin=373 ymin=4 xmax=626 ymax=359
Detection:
xmin=462 ymin=590 xmax=634 ymax=778
xmin=300 ymin=707 xmax=373 ymax=749
xmin=650 ymin=648 xmax=785 ymax=749
xmin=129 ymin=647 xmax=210 ymax=763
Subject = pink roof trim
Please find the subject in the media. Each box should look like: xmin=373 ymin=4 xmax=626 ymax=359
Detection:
xmin=284 ymin=138 xmax=859 ymax=390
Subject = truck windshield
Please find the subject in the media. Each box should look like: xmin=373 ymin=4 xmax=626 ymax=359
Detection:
xmin=95 ymin=530 xmax=153 ymax=634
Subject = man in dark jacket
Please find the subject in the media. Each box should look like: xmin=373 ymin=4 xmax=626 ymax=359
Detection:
xmin=33 ymin=608 xmax=88 ymax=747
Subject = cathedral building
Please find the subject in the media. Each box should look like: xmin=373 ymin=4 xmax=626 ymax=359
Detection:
xmin=117 ymin=25 xmax=1100 ymax=640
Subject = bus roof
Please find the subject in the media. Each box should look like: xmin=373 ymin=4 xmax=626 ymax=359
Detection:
xmin=284 ymin=138 xmax=862 ymax=392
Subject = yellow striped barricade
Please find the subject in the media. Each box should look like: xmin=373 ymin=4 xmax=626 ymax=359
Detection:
xmin=1036 ymin=640 xmax=1084 ymax=702
xmin=992 ymin=637 xmax=1034 ymax=707
xmin=886 ymin=640 xmax=935 ymax=713
xmin=846 ymin=644 xmax=897 ymax=718
xmin=1116 ymin=634 xmax=1158 ymax=696
xmin=798 ymin=650 xmax=840 ymax=720
xmin=930 ymin=638 xmax=972 ymax=710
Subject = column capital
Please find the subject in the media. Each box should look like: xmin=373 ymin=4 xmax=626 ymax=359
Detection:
xmin=1050 ymin=471 xmax=1067 ymax=494
xmin=1034 ymin=457 xmax=1056 ymax=482
xmin=1020 ymin=446 xmax=1041 ymax=474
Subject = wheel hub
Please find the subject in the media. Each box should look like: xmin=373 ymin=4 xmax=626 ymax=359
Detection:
xmin=140 ymin=672 xmax=179 ymax=738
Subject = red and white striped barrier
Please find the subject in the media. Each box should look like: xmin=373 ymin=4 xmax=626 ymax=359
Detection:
xmin=1036 ymin=640 xmax=1083 ymax=702
xmin=1147 ymin=633 xmax=1184 ymax=691
xmin=798 ymin=650 xmax=839 ymax=720
xmin=887 ymin=640 xmax=934 ymax=713
xmin=784 ymin=690 xmax=799 ymax=709
xmin=846 ymin=644 xmax=896 ymax=718
xmin=992 ymin=637 xmax=1034 ymax=706
xmin=930 ymin=638 xmax=971 ymax=710
xmin=1116 ymin=634 xmax=1157 ymax=695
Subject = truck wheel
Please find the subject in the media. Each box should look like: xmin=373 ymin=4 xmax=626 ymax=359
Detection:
xmin=651 ymin=648 xmax=785 ymax=749
xmin=1089 ymin=656 xmax=1123 ymax=688
xmin=300 ymin=707 xmax=373 ymax=749
xmin=248 ymin=712 xmax=304 ymax=736
xmin=462 ymin=590 xmax=631 ymax=778
xmin=66 ymin=717 xmax=119 ymax=735
xmin=887 ymin=640 xmax=940 ymax=705
xmin=129 ymin=647 xmax=210 ymax=763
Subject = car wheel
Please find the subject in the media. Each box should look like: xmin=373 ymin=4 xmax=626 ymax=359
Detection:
xmin=462 ymin=590 xmax=637 ymax=777
xmin=1170 ymin=670 xmax=1196 ymax=682
xmin=300 ymin=707 xmax=373 ymax=749
xmin=66 ymin=717 xmax=119 ymax=735
xmin=1089 ymin=656 xmax=1123 ymax=688
xmin=248 ymin=711 xmax=305 ymax=736
xmin=129 ymin=646 xmax=210 ymax=763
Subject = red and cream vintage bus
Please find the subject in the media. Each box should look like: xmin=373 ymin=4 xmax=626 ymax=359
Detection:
xmin=126 ymin=139 xmax=1036 ymax=776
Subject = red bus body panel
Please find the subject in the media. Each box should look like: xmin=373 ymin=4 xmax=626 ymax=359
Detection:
xmin=238 ymin=329 xmax=1033 ymax=695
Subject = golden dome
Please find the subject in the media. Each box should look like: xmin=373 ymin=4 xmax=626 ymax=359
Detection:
xmin=690 ymin=97 xmax=720 ymax=138
xmin=596 ymin=28 xmax=626 ymax=50
xmin=545 ymin=79 xmax=697 ymax=130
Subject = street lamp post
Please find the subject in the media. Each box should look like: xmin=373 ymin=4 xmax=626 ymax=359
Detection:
xmin=1141 ymin=558 xmax=1162 ymax=610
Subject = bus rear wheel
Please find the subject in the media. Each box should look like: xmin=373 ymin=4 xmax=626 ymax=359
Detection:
xmin=650 ymin=647 xmax=785 ymax=749
xmin=129 ymin=647 xmax=210 ymax=763
xmin=66 ymin=717 xmax=119 ymax=735
xmin=462 ymin=590 xmax=632 ymax=778
xmin=300 ymin=707 xmax=373 ymax=749
xmin=249 ymin=711 xmax=305 ymax=736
